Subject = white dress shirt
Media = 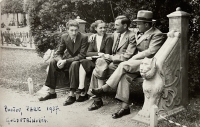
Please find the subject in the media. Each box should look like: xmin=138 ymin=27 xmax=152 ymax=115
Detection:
xmin=96 ymin=34 xmax=103 ymax=52
xmin=119 ymin=31 xmax=126 ymax=42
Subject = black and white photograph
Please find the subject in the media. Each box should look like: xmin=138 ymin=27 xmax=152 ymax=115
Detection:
xmin=0 ymin=0 xmax=200 ymax=127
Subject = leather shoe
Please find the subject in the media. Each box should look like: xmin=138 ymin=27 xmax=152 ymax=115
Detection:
xmin=76 ymin=88 xmax=85 ymax=94
xmin=38 ymin=93 xmax=57 ymax=101
xmin=88 ymin=100 xmax=103 ymax=111
xmin=63 ymin=96 xmax=76 ymax=106
xmin=76 ymin=94 xmax=88 ymax=102
xmin=91 ymin=88 xmax=104 ymax=96
xmin=112 ymin=108 xmax=130 ymax=119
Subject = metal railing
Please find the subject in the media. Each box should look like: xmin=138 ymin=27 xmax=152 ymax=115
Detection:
xmin=1 ymin=31 xmax=35 ymax=49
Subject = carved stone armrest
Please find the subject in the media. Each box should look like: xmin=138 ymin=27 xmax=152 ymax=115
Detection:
xmin=132 ymin=30 xmax=181 ymax=124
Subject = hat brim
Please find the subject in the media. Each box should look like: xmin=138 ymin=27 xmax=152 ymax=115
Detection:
xmin=133 ymin=19 xmax=156 ymax=22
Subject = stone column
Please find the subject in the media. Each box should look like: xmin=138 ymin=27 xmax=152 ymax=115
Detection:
xmin=167 ymin=7 xmax=190 ymax=107
xmin=75 ymin=16 xmax=86 ymax=33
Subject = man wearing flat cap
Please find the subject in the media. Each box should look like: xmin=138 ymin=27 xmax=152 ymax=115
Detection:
xmin=91 ymin=10 xmax=166 ymax=119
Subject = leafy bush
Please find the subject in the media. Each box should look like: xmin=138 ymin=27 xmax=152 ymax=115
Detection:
xmin=188 ymin=0 xmax=200 ymax=93
xmin=34 ymin=30 xmax=65 ymax=57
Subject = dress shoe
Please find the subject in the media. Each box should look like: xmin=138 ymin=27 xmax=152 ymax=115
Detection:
xmin=88 ymin=99 xmax=103 ymax=111
xmin=76 ymin=88 xmax=85 ymax=94
xmin=63 ymin=96 xmax=76 ymax=106
xmin=112 ymin=108 xmax=130 ymax=119
xmin=91 ymin=88 xmax=104 ymax=96
xmin=38 ymin=93 xmax=57 ymax=101
xmin=76 ymin=94 xmax=88 ymax=102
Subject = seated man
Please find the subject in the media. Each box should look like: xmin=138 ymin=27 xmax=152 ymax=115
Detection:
xmin=38 ymin=20 xmax=88 ymax=106
xmin=87 ymin=15 xmax=136 ymax=111
xmin=91 ymin=10 xmax=166 ymax=118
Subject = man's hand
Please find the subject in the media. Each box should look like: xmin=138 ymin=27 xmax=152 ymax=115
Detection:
xmin=88 ymin=34 xmax=95 ymax=43
xmin=98 ymin=52 xmax=104 ymax=57
xmin=102 ymin=54 xmax=111 ymax=61
xmin=86 ymin=57 xmax=92 ymax=60
xmin=102 ymin=54 xmax=110 ymax=59
xmin=57 ymin=60 xmax=66 ymax=69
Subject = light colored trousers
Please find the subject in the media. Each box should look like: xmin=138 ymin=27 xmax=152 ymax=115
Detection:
xmin=88 ymin=58 xmax=142 ymax=103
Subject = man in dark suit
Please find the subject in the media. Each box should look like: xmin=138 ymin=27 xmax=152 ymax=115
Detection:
xmin=91 ymin=10 xmax=166 ymax=118
xmin=38 ymin=20 xmax=88 ymax=106
xmin=87 ymin=15 xmax=136 ymax=111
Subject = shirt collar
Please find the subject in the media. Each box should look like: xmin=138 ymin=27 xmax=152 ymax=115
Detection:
xmin=120 ymin=31 xmax=126 ymax=37
xmin=144 ymin=27 xmax=153 ymax=34
xmin=71 ymin=37 xmax=76 ymax=43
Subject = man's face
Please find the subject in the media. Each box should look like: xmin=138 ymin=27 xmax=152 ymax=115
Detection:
xmin=136 ymin=22 xmax=148 ymax=33
xmin=114 ymin=19 xmax=126 ymax=33
xmin=68 ymin=26 xmax=79 ymax=39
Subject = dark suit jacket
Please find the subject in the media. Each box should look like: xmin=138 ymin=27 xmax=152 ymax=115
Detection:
xmin=110 ymin=30 xmax=136 ymax=62
xmin=55 ymin=32 xmax=88 ymax=61
xmin=86 ymin=34 xmax=113 ymax=56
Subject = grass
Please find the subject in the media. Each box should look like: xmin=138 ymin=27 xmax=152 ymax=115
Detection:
xmin=0 ymin=48 xmax=199 ymax=127
xmin=158 ymin=95 xmax=200 ymax=127
xmin=0 ymin=48 xmax=46 ymax=93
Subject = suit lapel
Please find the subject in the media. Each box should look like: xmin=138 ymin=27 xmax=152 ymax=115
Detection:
xmin=117 ymin=30 xmax=130 ymax=50
xmin=99 ymin=34 xmax=106 ymax=52
xmin=73 ymin=32 xmax=81 ymax=53
xmin=136 ymin=27 xmax=154 ymax=45
xmin=112 ymin=32 xmax=119 ymax=52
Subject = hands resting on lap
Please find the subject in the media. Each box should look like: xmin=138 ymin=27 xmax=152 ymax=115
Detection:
xmin=57 ymin=60 xmax=66 ymax=69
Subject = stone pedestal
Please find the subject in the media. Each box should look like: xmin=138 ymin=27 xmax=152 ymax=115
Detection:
xmin=75 ymin=16 xmax=86 ymax=33
xmin=167 ymin=7 xmax=190 ymax=107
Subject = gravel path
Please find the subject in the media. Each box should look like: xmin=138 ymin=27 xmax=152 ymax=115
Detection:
xmin=0 ymin=87 xmax=140 ymax=127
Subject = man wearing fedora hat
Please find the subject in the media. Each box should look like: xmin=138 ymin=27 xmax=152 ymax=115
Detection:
xmin=91 ymin=10 xmax=166 ymax=119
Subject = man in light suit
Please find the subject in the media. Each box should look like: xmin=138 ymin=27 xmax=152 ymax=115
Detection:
xmin=38 ymin=20 xmax=88 ymax=106
xmin=87 ymin=15 xmax=136 ymax=111
xmin=91 ymin=10 xmax=166 ymax=118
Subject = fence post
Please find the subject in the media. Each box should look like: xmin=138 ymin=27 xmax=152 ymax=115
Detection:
xmin=29 ymin=32 xmax=32 ymax=48
xmin=1 ymin=31 xmax=3 ymax=45
xmin=10 ymin=32 xmax=13 ymax=46
xmin=27 ymin=77 xmax=34 ymax=95
xmin=7 ymin=32 xmax=8 ymax=46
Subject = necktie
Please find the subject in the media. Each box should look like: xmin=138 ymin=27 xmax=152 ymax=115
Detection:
xmin=137 ymin=32 xmax=143 ymax=40
xmin=112 ymin=34 xmax=121 ymax=54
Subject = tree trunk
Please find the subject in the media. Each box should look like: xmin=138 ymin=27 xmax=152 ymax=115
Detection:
xmin=23 ymin=13 xmax=27 ymax=26
xmin=17 ymin=13 xmax=19 ymax=27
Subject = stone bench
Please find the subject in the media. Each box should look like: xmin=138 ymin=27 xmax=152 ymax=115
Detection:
xmin=49 ymin=7 xmax=189 ymax=127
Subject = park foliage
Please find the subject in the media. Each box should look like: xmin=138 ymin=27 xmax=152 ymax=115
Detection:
xmin=1 ymin=0 xmax=26 ymax=26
